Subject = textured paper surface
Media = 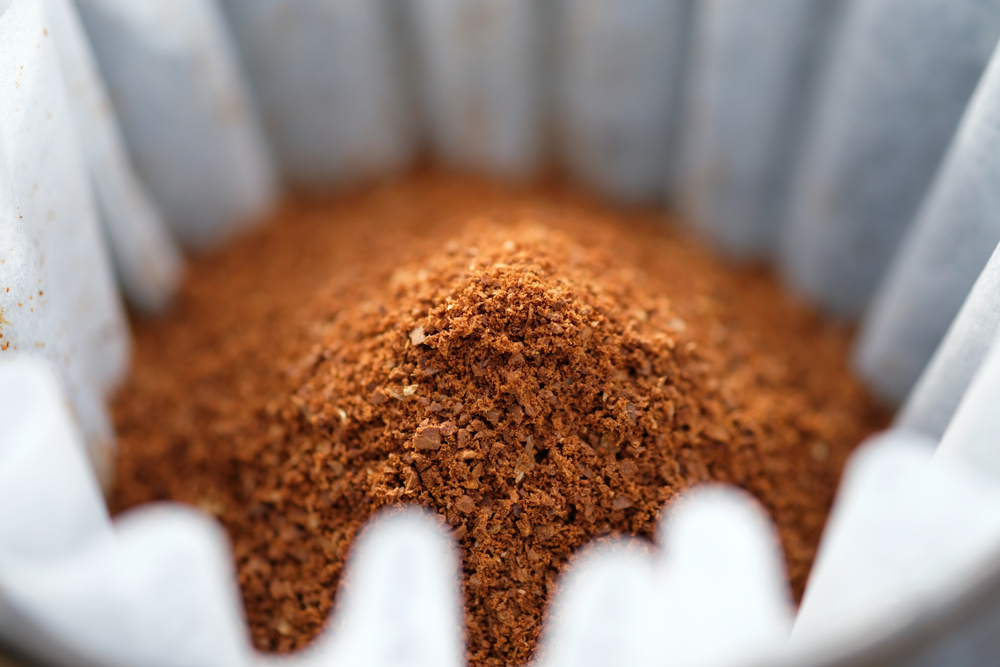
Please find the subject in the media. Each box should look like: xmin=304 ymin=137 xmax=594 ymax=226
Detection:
xmin=679 ymin=0 xmax=843 ymax=259
xmin=221 ymin=0 xmax=415 ymax=191
xmin=937 ymin=328 xmax=1000 ymax=478
xmin=897 ymin=242 xmax=1000 ymax=440
xmin=855 ymin=42 xmax=1000 ymax=406
xmin=781 ymin=0 xmax=1000 ymax=316
xmin=554 ymin=0 xmax=690 ymax=204
xmin=42 ymin=0 xmax=182 ymax=314
xmin=73 ymin=0 xmax=279 ymax=251
xmin=0 ymin=0 xmax=129 ymax=482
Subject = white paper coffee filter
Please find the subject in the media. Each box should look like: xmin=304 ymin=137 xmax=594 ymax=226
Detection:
xmin=936 ymin=328 xmax=1000 ymax=478
xmin=678 ymin=0 xmax=844 ymax=259
xmin=897 ymin=241 xmax=1000 ymax=441
xmin=407 ymin=0 xmax=545 ymax=178
xmin=0 ymin=359 xmax=110 ymax=562
xmin=41 ymin=0 xmax=182 ymax=314
xmin=855 ymin=38 xmax=1000 ymax=407
xmin=292 ymin=509 xmax=466 ymax=667
xmin=0 ymin=0 xmax=129 ymax=484
xmin=553 ymin=0 xmax=689 ymax=205
xmin=538 ymin=487 xmax=793 ymax=667
xmin=781 ymin=0 xmax=1000 ymax=316
xmin=72 ymin=0 xmax=279 ymax=251
xmin=220 ymin=0 xmax=416 ymax=190
xmin=651 ymin=487 xmax=793 ymax=667
xmin=6 ymin=0 xmax=1000 ymax=665
xmin=793 ymin=430 xmax=1000 ymax=653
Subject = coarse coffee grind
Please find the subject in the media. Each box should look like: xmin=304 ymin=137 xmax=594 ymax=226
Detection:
xmin=112 ymin=172 xmax=888 ymax=667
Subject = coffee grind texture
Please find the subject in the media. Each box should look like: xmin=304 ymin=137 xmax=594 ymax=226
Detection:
xmin=112 ymin=173 xmax=888 ymax=667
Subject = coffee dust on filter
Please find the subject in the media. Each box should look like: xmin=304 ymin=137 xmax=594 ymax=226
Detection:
xmin=111 ymin=172 xmax=888 ymax=667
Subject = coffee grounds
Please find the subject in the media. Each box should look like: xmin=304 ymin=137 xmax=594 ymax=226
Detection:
xmin=111 ymin=172 xmax=888 ymax=667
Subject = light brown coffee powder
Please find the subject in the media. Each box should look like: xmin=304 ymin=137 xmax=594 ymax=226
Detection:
xmin=112 ymin=172 xmax=888 ymax=667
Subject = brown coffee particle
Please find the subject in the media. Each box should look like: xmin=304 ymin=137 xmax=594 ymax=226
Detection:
xmin=413 ymin=425 xmax=443 ymax=450
xmin=111 ymin=172 xmax=888 ymax=667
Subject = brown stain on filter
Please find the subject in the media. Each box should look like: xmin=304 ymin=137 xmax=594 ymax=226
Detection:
xmin=111 ymin=172 xmax=888 ymax=667
xmin=0 ymin=307 xmax=10 ymax=350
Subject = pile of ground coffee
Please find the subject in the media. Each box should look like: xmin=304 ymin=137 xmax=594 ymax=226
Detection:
xmin=112 ymin=172 xmax=887 ymax=667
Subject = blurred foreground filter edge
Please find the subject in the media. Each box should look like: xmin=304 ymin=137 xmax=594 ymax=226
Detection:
xmin=794 ymin=429 xmax=1000 ymax=658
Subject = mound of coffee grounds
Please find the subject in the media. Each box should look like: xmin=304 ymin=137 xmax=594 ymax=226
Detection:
xmin=111 ymin=172 xmax=888 ymax=667
xmin=283 ymin=223 xmax=711 ymax=660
